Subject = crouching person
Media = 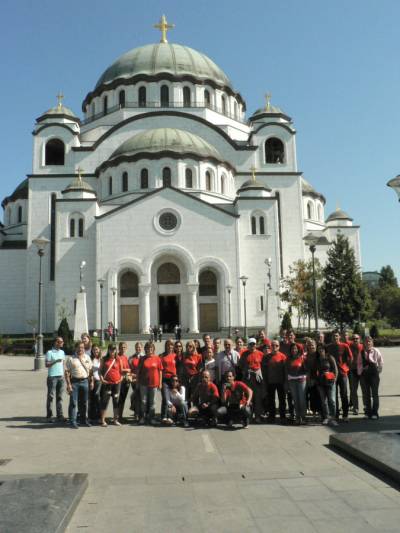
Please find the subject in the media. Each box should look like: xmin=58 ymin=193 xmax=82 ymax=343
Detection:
xmin=189 ymin=370 xmax=219 ymax=426
xmin=165 ymin=375 xmax=189 ymax=427
xmin=218 ymin=371 xmax=253 ymax=428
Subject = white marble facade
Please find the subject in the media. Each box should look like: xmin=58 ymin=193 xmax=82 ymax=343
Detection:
xmin=0 ymin=29 xmax=361 ymax=335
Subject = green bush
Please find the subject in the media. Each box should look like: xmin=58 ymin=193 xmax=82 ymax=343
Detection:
xmin=281 ymin=312 xmax=292 ymax=333
xmin=370 ymin=324 xmax=379 ymax=339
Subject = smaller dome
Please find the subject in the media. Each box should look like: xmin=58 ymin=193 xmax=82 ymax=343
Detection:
xmin=62 ymin=175 xmax=95 ymax=195
xmin=110 ymin=128 xmax=222 ymax=161
xmin=326 ymin=208 xmax=353 ymax=223
xmin=37 ymin=104 xmax=79 ymax=123
xmin=239 ymin=178 xmax=269 ymax=190
xmin=301 ymin=177 xmax=326 ymax=204
xmin=2 ymin=178 xmax=28 ymax=208
xmin=251 ymin=104 xmax=284 ymax=116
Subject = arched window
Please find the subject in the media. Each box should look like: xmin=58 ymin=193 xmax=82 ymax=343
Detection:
xmin=162 ymin=167 xmax=171 ymax=187
xmin=265 ymin=137 xmax=285 ymax=164
xmin=103 ymin=96 xmax=108 ymax=116
xmin=183 ymin=87 xmax=191 ymax=107
xmin=199 ymin=270 xmax=218 ymax=296
xmin=251 ymin=216 xmax=257 ymax=235
xmin=45 ymin=139 xmax=65 ymax=165
xmin=205 ymin=171 xmax=212 ymax=191
xmin=204 ymin=89 xmax=211 ymax=107
xmin=221 ymin=174 xmax=226 ymax=195
xmin=138 ymin=86 xmax=146 ymax=107
xmin=70 ymin=218 xmax=75 ymax=238
xmin=157 ymin=263 xmax=180 ymax=284
xmin=259 ymin=216 xmax=265 ymax=235
xmin=185 ymin=168 xmax=193 ymax=188
xmin=108 ymin=176 xmax=113 ymax=196
xmin=122 ymin=172 xmax=128 ymax=192
xmin=17 ymin=206 xmax=22 ymax=223
xmin=91 ymin=102 xmax=95 ymax=117
xmin=234 ymin=101 xmax=238 ymax=119
xmin=119 ymin=90 xmax=126 ymax=108
xmin=78 ymin=218 xmax=84 ymax=237
xmin=6 ymin=206 xmax=11 ymax=225
xmin=307 ymin=201 xmax=313 ymax=220
xmin=120 ymin=271 xmax=139 ymax=297
xmin=221 ymin=95 xmax=226 ymax=115
xmin=140 ymin=168 xmax=148 ymax=188
xmin=160 ymin=85 xmax=169 ymax=107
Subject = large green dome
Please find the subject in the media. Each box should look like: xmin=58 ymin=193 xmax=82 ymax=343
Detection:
xmin=111 ymin=127 xmax=222 ymax=160
xmin=95 ymin=43 xmax=232 ymax=89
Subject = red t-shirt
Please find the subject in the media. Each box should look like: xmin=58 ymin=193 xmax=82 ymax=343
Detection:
xmin=139 ymin=355 xmax=162 ymax=388
xmin=161 ymin=353 xmax=177 ymax=378
xmin=119 ymin=354 xmax=129 ymax=371
xmin=328 ymin=342 xmax=353 ymax=375
xmin=129 ymin=355 xmax=141 ymax=374
xmin=224 ymin=381 xmax=251 ymax=406
xmin=242 ymin=349 xmax=264 ymax=370
xmin=194 ymin=382 xmax=220 ymax=404
xmin=183 ymin=353 xmax=202 ymax=376
xmin=101 ymin=356 xmax=123 ymax=384
xmin=259 ymin=338 xmax=272 ymax=350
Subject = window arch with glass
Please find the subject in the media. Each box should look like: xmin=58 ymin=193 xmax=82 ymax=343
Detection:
xmin=138 ymin=86 xmax=146 ymax=107
xmin=185 ymin=168 xmax=193 ymax=188
xmin=162 ymin=167 xmax=171 ymax=187
xmin=108 ymin=176 xmax=113 ymax=196
xmin=221 ymin=174 xmax=226 ymax=195
xmin=140 ymin=168 xmax=149 ymax=188
xmin=157 ymin=263 xmax=180 ymax=284
xmin=204 ymin=89 xmax=211 ymax=107
xmin=69 ymin=213 xmax=84 ymax=238
xmin=160 ymin=85 xmax=169 ymax=107
xmin=103 ymin=95 xmax=108 ymax=116
xmin=251 ymin=212 xmax=266 ymax=235
xmin=221 ymin=95 xmax=226 ymax=115
xmin=119 ymin=90 xmax=126 ymax=108
xmin=183 ymin=86 xmax=191 ymax=107
xmin=120 ymin=271 xmax=139 ymax=297
xmin=265 ymin=137 xmax=285 ymax=164
xmin=307 ymin=201 xmax=314 ymax=220
xmin=122 ymin=172 xmax=128 ymax=192
xmin=199 ymin=270 xmax=218 ymax=296
xmin=205 ymin=171 xmax=212 ymax=191
xmin=17 ymin=205 xmax=23 ymax=223
xmin=45 ymin=138 xmax=65 ymax=165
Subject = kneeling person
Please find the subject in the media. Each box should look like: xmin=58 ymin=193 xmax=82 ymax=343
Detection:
xmin=189 ymin=370 xmax=219 ymax=425
xmin=218 ymin=371 xmax=252 ymax=428
xmin=166 ymin=375 xmax=189 ymax=427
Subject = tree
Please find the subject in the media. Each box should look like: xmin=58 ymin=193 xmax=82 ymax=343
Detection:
xmin=320 ymin=233 xmax=368 ymax=330
xmin=57 ymin=318 xmax=74 ymax=355
xmin=281 ymin=259 xmax=322 ymax=329
xmin=379 ymin=265 xmax=398 ymax=289
xmin=280 ymin=312 xmax=293 ymax=333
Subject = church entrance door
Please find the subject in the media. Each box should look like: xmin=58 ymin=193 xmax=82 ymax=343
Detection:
xmin=199 ymin=303 xmax=218 ymax=331
xmin=158 ymin=295 xmax=180 ymax=332
xmin=120 ymin=305 xmax=139 ymax=334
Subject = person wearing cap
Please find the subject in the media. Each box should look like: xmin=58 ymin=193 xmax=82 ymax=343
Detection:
xmin=263 ymin=339 xmax=287 ymax=423
xmin=238 ymin=338 xmax=264 ymax=423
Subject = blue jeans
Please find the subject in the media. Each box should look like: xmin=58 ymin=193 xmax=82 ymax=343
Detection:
xmin=318 ymin=384 xmax=336 ymax=419
xmin=167 ymin=400 xmax=188 ymax=422
xmin=69 ymin=379 xmax=89 ymax=425
xmin=288 ymin=380 xmax=307 ymax=420
xmin=46 ymin=376 xmax=64 ymax=418
xmin=140 ymin=386 xmax=157 ymax=420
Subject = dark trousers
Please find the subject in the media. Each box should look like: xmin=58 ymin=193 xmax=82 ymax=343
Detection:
xmin=68 ymin=379 xmax=89 ymax=424
xmin=130 ymin=382 xmax=141 ymax=417
xmin=46 ymin=376 xmax=64 ymax=418
xmin=167 ymin=401 xmax=188 ymax=422
xmin=267 ymin=383 xmax=286 ymax=419
xmin=118 ymin=379 xmax=130 ymax=417
xmin=100 ymin=383 xmax=121 ymax=412
xmin=361 ymin=371 xmax=380 ymax=417
xmin=198 ymin=403 xmax=218 ymax=421
xmin=244 ymin=374 xmax=264 ymax=417
xmin=161 ymin=377 xmax=172 ymax=418
xmin=335 ymin=374 xmax=349 ymax=418
xmin=217 ymin=405 xmax=251 ymax=425
xmin=307 ymin=383 xmax=321 ymax=414
xmin=182 ymin=374 xmax=200 ymax=408
xmin=349 ymin=369 xmax=361 ymax=411
xmin=88 ymin=380 xmax=101 ymax=420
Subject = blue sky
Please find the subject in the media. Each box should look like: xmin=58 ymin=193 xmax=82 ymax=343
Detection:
xmin=1 ymin=0 xmax=399 ymax=276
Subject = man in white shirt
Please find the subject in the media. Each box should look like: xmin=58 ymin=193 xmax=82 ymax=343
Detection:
xmin=216 ymin=339 xmax=240 ymax=386
xmin=45 ymin=337 xmax=66 ymax=422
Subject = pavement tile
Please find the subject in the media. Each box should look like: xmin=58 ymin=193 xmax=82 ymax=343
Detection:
xmin=278 ymin=476 xmax=323 ymax=488
xmin=312 ymin=517 xmax=378 ymax=533
xmin=246 ymin=497 xmax=304 ymax=518
xmin=297 ymin=498 xmax=356 ymax=520
xmin=255 ymin=516 xmax=317 ymax=533
xmin=237 ymin=479 xmax=287 ymax=500
xmin=363 ymin=509 xmax=400 ymax=530
xmin=337 ymin=489 xmax=399 ymax=510
xmin=319 ymin=474 xmax=374 ymax=491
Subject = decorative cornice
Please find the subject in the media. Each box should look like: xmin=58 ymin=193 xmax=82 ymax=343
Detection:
xmin=33 ymin=123 xmax=79 ymax=136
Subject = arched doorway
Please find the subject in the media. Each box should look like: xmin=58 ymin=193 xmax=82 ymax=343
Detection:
xmin=157 ymin=262 xmax=180 ymax=332
xmin=198 ymin=269 xmax=219 ymax=331
xmin=119 ymin=270 xmax=139 ymax=334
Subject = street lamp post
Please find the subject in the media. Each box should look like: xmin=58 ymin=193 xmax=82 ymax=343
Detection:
xmin=111 ymin=286 xmax=117 ymax=341
xmin=79 ymin=260 xmax=86 ymax=292
xmin=32 ymin=237 xmax=50 ymax=370
xmin=226 ymin=285 xmax=232 ymax=338
xmin=264 ymin=258 xmax=272 ymax=333
xmin=98 ymin=278 xmax=105 ymax=346
xmin=309 ymin=244 xmax=319 ymax=333
xmin=240 ymin=276 xmax=248 ymax=339
xmin=387 ymin=175 xmax=400 ymax=200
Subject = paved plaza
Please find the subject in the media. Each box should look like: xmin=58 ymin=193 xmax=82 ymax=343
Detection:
xmin=0 ymin=347 xmax=399 ymax=533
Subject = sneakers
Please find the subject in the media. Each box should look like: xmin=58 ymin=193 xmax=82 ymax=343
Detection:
xmin=113 ymin=420 xmax=121 ymax=426
xmin=371 ymin=414 xmax=379 ymax=420
xmin=70 ymin=422 xmax=79 ymax=429
xmin=227 ymin=419 xmax=234 ymax=428
xmin=330 ymin=419 xmax=339 ymax=427
xmin=322 ymin=418 xmax=329 ymax=425
xmin=342 ymin=417 xmax=349 ymax=423
xmin=352 ymin=409 xmax=359 ymax=415
xmin=183 ymin=421 xmax=190 ymax=428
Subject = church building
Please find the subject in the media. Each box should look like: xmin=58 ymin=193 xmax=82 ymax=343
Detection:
xmin=0 ymin=17 xmax=361 ymax=336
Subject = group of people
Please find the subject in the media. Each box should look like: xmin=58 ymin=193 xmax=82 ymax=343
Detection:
xmin=45 ymin=329 xmax=383 ymax=430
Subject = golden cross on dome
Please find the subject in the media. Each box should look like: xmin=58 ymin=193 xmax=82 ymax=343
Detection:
xmin=265 ymin=92 xmax=272 ymax=111
xmin=250 ymin=165 xmax=257 ymax=183
xmin=76 ymin=167 xmax=84 ymax=182
xmin=154 ymin=15 xmax=174 ymax=43
xmin=56 ymin=91 xmax=64 ymax=109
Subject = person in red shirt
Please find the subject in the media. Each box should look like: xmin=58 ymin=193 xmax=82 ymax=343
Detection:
xmin=137 ymin=341 xmax=162 ymax=425
xmin=189 ymin=370 xmax=219 ymax=425
xmin=182 ymin=341 xmax=202 ymax=406
xmin=279 ymin=330 xmax=303 ymax=420
xmin=99 ymin=344 xmax=123 ymax=427
xmin=257 ymin=329 xmax=272 ymax=352
xmin=235 ymin=337 xmax=246 ymax=358
xmin=117 ymin=341 xmax=132 ymax=423
xmin=160 ymin=338 xmax=177 ymax=423
xmin=238 ymin=338 xmax=264 ymax=423
xmin=128 ymin=341 xmax=143 ymax=421
xmin=327 ymin=331 xmax=353 ymax=422
xmin=217 ymin=371 xmax=253 ymax=428
xmin=349 ymin=333 xmax=363 ymax=415
xmin=285 ymin=343 xmax=308 ymax=424
xmin=263 ymin=339 xmax=287 ymax=423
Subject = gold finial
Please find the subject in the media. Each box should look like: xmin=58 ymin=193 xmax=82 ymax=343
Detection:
xmin=336 ymin=202 xmax=340 ymax=211
xmin=76 ymin=167 xmax=84 ymax=182
xmin=265 ymin=92 xmax=272 ymax=111
xmin=56 ymin=91 xmax=64 ymax=109
xmin=154 ymin=15 xmax=175 ymax=43
xmin=250 ymin=165 xmax=257 ymax=183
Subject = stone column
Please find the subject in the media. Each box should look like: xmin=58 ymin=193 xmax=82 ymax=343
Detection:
xmin=139 ymin=283 xmax=151 ymax=334
xmin=186 ymin=283 xmax=199 ymax=333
